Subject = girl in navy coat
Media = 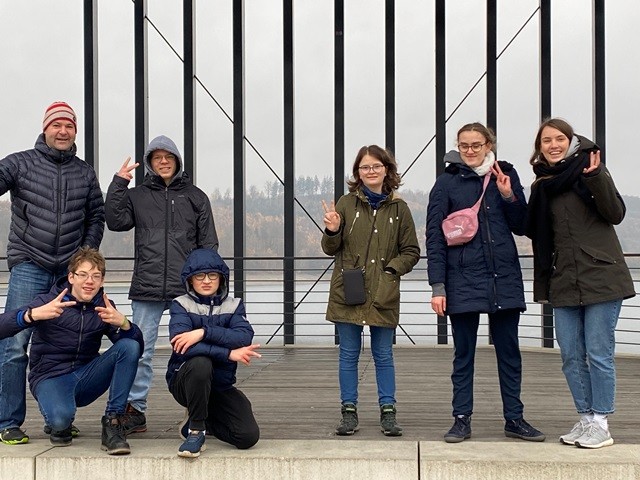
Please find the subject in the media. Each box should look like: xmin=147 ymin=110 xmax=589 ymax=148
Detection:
xmin=426 ymin=122 xmax=544 ymax=443
xmin=166 ymin=248 xmax=261 ymax=458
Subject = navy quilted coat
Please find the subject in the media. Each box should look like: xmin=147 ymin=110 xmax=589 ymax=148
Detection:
xmin=0 ymin=134 xmax=105 ymax=271
xmin=166 ymin=248 xmax=254 ymax=392
xmin=426 ymin=152 xmax=527 ymax=315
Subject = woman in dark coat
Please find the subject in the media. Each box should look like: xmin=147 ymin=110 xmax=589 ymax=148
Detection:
xmin=527 ymin=118 xmax=635 ymax=449
xmin=426 ymin=122 xmax=544 ymax=443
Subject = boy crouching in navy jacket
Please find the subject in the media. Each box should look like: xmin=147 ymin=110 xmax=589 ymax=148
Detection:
xmin=166 ymin=248 xmax=260 ymax=458
xmin=0 ymin=247 xmax=143 ymax=454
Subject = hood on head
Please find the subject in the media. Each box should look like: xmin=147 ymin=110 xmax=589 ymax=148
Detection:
xmin=181 ymin=248 xmax=230 ymax=301
xmin=143 ymin=135 xmax=183 ymax=180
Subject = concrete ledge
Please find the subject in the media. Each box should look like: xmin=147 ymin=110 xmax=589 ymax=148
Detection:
xmin=420 ymin=441 xmax=640 ymax=480
xmin=3 ymin=439 xmax=640 ymax=480
xmin=35 ymin=439 xmax=418 ymax=480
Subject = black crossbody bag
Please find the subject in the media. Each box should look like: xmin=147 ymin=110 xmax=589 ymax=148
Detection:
xmin=342 ymin=212 xmax=377 ymax=306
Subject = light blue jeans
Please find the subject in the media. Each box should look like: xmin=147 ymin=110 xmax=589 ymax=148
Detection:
xmin=127 ymin=300 xmax=171 ymax=413
xmin=0 ymin=261 xmax=65 ymax=430
xmin=554 ymin=299 xmax=622 ymax=415
xmin=34 ymin=339 xmax=140 ymax=432
xmin=336 ymin=322 xmax=396 ymax=406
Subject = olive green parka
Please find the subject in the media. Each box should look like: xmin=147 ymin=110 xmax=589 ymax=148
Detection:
xmin=322 ymin=189 xmax=420 ymax=327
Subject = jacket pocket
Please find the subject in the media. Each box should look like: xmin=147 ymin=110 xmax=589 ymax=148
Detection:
xmin=372 ymin=272 xmax=400 ymax=310
xmin=580 ymin=245 xmax=617 ymax=265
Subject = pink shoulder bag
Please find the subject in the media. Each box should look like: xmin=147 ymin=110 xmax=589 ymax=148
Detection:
xmin=441 ymin=173 xmax=491 ymax=246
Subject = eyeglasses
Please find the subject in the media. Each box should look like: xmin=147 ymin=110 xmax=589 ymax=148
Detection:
xmin=458 ymin=143 xmax=487 ymax=153
xmin=151 ymin=153 xmax=176 ymax=162
xmin=73 ymin=271 xmax=103 ymax=282
xmin=193 ymin=272 xmax=221 ymax=281
xmin=358 ymin=164 xmax=385 ymax=173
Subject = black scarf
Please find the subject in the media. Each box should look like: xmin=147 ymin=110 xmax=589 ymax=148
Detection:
xmin=526 ymin=146 xmax=596 ymax=300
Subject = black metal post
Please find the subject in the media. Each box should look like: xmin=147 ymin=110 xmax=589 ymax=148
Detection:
xmin=134 ymin=0 xmax=149 ymax=186
xmin=183 ymin=0 xmax=195 ymax=178
xmin=83 ymin=0 xmax=98 ymax=170
xmin=593 ymin=0 xmax=606 ymax=163
xmin=233 ymin=0 xmax=246 ymax=300
xmin=334 ymin=0 xmax=344 ymax=345
xmin=283 ymin=0 xmax=295 ymax=345
xmin=486 ymin=0 xmax=497 ymax=135
xmin=435 ymin=0 xmax=447 ymax=344
xmin=385 ymin=0 xmax=395 ymax=152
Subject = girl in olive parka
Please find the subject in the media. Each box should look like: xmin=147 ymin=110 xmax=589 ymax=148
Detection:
xmin=321 ymin=145 xmax=420 ymax=438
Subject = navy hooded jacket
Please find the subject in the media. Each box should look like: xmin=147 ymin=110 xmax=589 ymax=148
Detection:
xmin=426 ymin=151 xmax=527 ymax=314
xmin=0 ymin=277 xmax=144 ymax=394
xmin=165 ymin=248 xmax=254 ymax=391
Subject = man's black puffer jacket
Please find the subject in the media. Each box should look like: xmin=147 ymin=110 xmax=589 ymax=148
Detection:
xmin=0 ymin=134 xmax=105 ymax=271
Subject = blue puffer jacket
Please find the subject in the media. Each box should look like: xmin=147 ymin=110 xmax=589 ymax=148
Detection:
xmin=426 ymin=151 xmax=527 ymax=315
xmin=166 ymin=248 xmax=254 ymax=391
xmin=0 ymin=134 xmax=105 ymax=271
xmin=0 ymin=278 xmax=144 ymax=394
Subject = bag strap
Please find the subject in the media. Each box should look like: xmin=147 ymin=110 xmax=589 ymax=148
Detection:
xmin=353 ymin=198 xmax=378 ymax=271
xmin=470 ymin=173 xmax=491 ymax=213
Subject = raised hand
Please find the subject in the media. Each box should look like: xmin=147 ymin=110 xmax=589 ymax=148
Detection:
xmin=95 ymin=293 xmax=127 ymax=327
xmin=583 ymin=150 xmax=601 ymax=175
xmin=170 ymin=329 xmax=206 ymax=354
xmin=229 ymin=344 xmax=262 ymax=365
xmin=321 ymin=199 xmax=341 ymax=232
xmin=30 ymin=288 xmax=76 ymax=321
xmin=116 ymin=156 xmax=140 ymax=182
xmin=490 ymin=161 xmax=512 ymax=198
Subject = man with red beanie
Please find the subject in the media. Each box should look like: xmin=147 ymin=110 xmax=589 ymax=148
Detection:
xmin=0 ymin=101 xmax=105 ymax=445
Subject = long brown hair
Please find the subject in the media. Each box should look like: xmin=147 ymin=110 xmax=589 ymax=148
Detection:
xmin=346 ymin=145 xmax=402 ymax=194
xmin=529 ymin=118 xmax=574 ymax=166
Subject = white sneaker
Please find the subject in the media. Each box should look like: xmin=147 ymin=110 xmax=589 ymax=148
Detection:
xmin=559 ymin=418 xmax=590 ymax=445
xmin=574 ymin=422 xmax=614 ymax=449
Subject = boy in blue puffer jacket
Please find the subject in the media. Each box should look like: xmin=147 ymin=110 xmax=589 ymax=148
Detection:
xmin=166 ymin=248 xmax=261 ymax=458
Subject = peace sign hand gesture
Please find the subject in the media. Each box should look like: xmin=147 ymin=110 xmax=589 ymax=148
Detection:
xmin=583 ymin=150 xmax=601 ymax=175
xmin=30 ymin=288 xmax=77 ymax=322
xmin=490 ymin=161 xmax=513 ymax=198
xmin=116 ymin=156 xmax=140 ymax=182
xmin=95 ymin=293 xmax=128 ymax=328
xmin=321 ymin=199 xmax=341 ymax=233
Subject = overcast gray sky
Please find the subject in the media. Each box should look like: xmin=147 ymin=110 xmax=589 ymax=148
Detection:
xmin=1 ymin=0 xmax=639 ymax=197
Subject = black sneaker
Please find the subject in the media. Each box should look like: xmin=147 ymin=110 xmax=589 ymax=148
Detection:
xmin=504 ymin=418 xmax=546 ymax=442
xmin=44 ymin=423 xmax=80 ymax=438
xmin=380 ymin=404 xmax=403 ymax=437
xmin=121 ymin=403 xmax=147 ymax=435
xmin=101 ymin=414 xmax=131 ymax=455
xmin=0 ymin=427 xmax=29 ymax=445
xmin=444 ymin=415 xmax=472 ymax=443
xmin=335 ymin=403 xmax=359 ymax=436
xmin=49 ymin=427 xmax=73 ymax=447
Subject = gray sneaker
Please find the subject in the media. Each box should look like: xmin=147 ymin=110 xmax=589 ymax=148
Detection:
xmin=574 ymin=422 xmax=614 ymax=449
xmin=559 ymin=418 xmax=590 ymax=445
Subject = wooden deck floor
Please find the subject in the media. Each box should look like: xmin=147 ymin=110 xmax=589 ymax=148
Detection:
xmin=21 ymin=346 xmax=640 ymax=444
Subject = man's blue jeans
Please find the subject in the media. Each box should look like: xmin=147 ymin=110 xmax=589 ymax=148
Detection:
xmin=128 ymin=300 xmax=171 ymax=412
xmin=554 ymin=299 xmax=622 ymax=415
xmin=33 ymin=339 xmax=140 ymax=432
xmin=0 ymin=262 xmax=64 ymax=430
xmin=336 ymin=322 xmax=396 ymax=406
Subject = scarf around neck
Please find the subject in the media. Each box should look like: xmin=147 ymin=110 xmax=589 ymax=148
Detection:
xmin=361 ymin=185 xmax=388 ymax=210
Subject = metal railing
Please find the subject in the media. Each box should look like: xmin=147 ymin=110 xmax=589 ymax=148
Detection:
xmin=1 ymin=255 xmax=639 ymax=354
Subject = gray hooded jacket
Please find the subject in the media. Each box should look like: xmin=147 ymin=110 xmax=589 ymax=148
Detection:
xmin=105 ymin=135 xmax=218 ymax=301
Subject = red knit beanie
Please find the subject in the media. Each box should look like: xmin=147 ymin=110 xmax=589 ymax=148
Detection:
xmin=43 ymin=102 xmax=77 ymax=132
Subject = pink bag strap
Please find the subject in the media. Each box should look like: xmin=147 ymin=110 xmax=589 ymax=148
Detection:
xmin=470 ymin=173 xmax=491 ymax=214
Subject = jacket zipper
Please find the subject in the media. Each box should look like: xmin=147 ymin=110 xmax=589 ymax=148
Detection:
xmin=481 ymin=192 xmax=498 ymax=308
xmin=163 ymin=187 xmax=169 ymax=298
xmin=73 ymin=305 xmax=86 ymax=370
xmin=54 ymin=161 xmax=62 ymax=270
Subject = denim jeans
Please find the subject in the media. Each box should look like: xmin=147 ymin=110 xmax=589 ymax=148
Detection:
xmin=128 ymin=300 xmax=171 ymax=412
xmin=33 ymin=339 xmax=140 ymax=432
xmin=336 ymin=322 xmax=396 ymax=406
xmin=554 ymin=299 xmax=622 ymax=415
xmin=0 ymin=261 xmax=65 ymax=430
xmin=449 ymin=309 xmax=524 ymax=420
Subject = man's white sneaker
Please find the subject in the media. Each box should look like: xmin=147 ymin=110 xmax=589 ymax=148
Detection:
xmin=559 ymin=418 xmax=590 ymax=445
xmin=574 ymin=422 xmax=614 ymax=449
